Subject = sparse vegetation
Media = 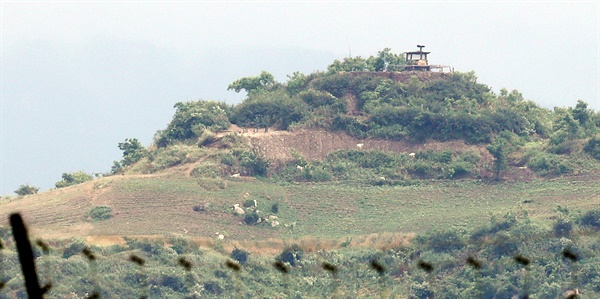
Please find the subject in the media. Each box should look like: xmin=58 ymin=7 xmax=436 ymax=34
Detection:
xmin=87 ymin=206 xmax=113 ymax=221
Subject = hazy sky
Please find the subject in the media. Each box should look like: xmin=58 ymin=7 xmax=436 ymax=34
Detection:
xmin=1 ymin=2 xmax=599 ymax=195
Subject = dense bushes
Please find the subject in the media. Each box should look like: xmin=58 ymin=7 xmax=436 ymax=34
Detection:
xmin=55 ymin=171 xmax=93 ymax=188
xmin=526 ymin=152 xmax=573 ymax=176
xmin=155 ymin=100 xmax=230 ymax=147
xmin=584 ymin=136 xmax=600 ymax=160
xmin=276 ymin=149 xmax=479 ymax=183
xmin=231 ymin=90 xmax=307 ymax=130
xmin=230 ymin=248 xmax=250 ymax=265
xmin=579 ymin=209 xmax=600 ymax=229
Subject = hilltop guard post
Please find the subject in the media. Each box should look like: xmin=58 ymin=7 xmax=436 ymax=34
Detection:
xmin=404 ymin=45 xmax=453 ymax=73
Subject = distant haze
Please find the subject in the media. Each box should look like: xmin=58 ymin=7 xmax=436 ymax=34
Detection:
xmin=1 ymin=2 xmax=598 ymax=195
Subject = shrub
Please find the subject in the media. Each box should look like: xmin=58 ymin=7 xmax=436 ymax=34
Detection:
xmin=167 ymin=236 xmax=199 ymax=255
xmin=203 ymin=281 xmax=223 ymax=295
xmin=244 ymin=212 xmax=259 ymax=225
xmin=243 ymin=199 xmax=255 ymax=208
xmin=193 ymin=203 xmax=209 ymax=213
xmin=234 ymin=149 xmax=270 ymax=176
xmin=87 ymin=206 xmax=113 ymax=221
xmin=553 ymin=219 xmax=573 ymax=237
xmin=277 ymin=244 xmax=303 ymax=266
xmin=425 ymin=230 xmax=466 ymax=253
xmin=579 ymin=210 xmax=600 ymax=229
xmin=300 ymin=165 xmax=332 ymax=182
xmin=150 ymin=144 xmax=204 ymax=171
xmin=190 ymin=163 xmax=220 ymax=179
xmin=118 ymin=138 xmax=147 ymax=166
xmin=489 ymin=232 xmax=519 ymax=258
xmin=232 ymin=89 xmax=307 ymax=130
xmin=271 ymin=202 xmax=279 ymax=214
xmin=299 ymin=89 xmax=346 ymax=113
xmin=62 ymin=240 xmax=86 ymax=259
xmin=55 ymin=171 xmax=93 ymax=188
xmin=584 ymin=136 xmax=600 ymax=160
xmin=197 ymin=129 xmax=218 ymax=147
xmin=14 ymin=184 xmax=39 ymax=196
xmin=526 ymin=152 xmax=573 ymax=176
xmin=230 ymin=248 xmax=250 ymax=265
xmin=220 ymin=152 xmax=237 ymax=166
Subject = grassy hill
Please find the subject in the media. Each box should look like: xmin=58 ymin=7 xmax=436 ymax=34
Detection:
xmin=2 ymin=49 xmax=600 ymax=298
xmin=2 ymin=47 xmax=600 ymax=243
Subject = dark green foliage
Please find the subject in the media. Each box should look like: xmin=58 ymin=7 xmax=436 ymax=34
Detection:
xmin=487 ymin=137 xmax=508 ymax=180
xmin=331 ymin=115 xmax=369 ymax=138
xmin=299 ymin=89 xmax=346 ymax=113
xmin=110 ymin=160 xmax=122 ymax=174
xmin=584 ymin=136 xmax=600 ymax=160
xmin=553 ymin=219 xmax=573 ymax=237
xmin=423 ymin=71 xmax=490 ymax=103
xmin=14 ymin=184 xmax=39 ymax=196
xmin=572 ymin=100 xmax=593 ymax=126
xmin=285 ymin=71 xmax=310 ymax=95
xmin=55 ymin=171 xmax=93 ymax=188
xmin=203 ymin=281 xmax=223 ymax=295
xmin=277 ymin=244 xmax=303 ymax=266
xmin=419 ymin=230 xmax=466 ymax=253
xmin=155 ymin=100 xmax=230 ymax=147
xmin=488 ymin=232 xmax=519 ymax=258
xmin=299 ymin=165 xmax=332 ymax=182
xmin=244 ymin=212 xmax=259 ymax=225
xmin=234 ymin=149 xmax=270 ymax=176
xmin=232 ymin=90 xmax=307 ymax=130
xmin=243 ymin=199 xmax=255 ymax=208
xmin=270 ymin=202 xmax=279 ymax=214
xmin=118 ymin=138 xmax=147 ymax=166
xmin=169 ymin=237 xmax=198 ymax=254
xmin=86 ymin=206 xmax=112 ymax=221
xmin=161 ymin=274 xmax=186 ymax=292
xmin=62 ymin=240 xmax=86 ymax=259
xmin=526 ymin=152 xmax=573 ymax=176
xmin=580 ymin=209 xmax=600 ymax=229
xmin=228 ymin=71 xmax=276 ymax=94
xmin=125 ymin=237 xmax=164 ymax=255
xmin=230 ymin=248 xmax=250 ymax=265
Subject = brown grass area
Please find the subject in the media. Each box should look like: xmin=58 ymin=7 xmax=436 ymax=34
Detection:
xmin=86 ymin=235 xmax=127 ymax=246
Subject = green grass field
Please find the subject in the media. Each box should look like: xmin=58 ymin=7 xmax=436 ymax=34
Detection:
xmin=2 ymin=169 xmax=598 ymax=249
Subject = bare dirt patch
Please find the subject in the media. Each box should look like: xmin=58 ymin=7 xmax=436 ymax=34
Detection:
xmin=247 ymin=129 xmax=494 ymax=175
xmin=86 ymin=235 xmax=127 ymax=246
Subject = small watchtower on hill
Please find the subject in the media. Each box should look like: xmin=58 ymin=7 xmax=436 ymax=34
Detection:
xmin=404 ymin=45 xmax=431 ymax=71
xmin=403 ymin=45 xmax=453 ymax=73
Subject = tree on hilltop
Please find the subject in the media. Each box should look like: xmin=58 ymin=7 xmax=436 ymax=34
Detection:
xmin=228 ymin=71 xmax=276 ymax=94
xmin=14 ymin=184 xmax=39 ymax=196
